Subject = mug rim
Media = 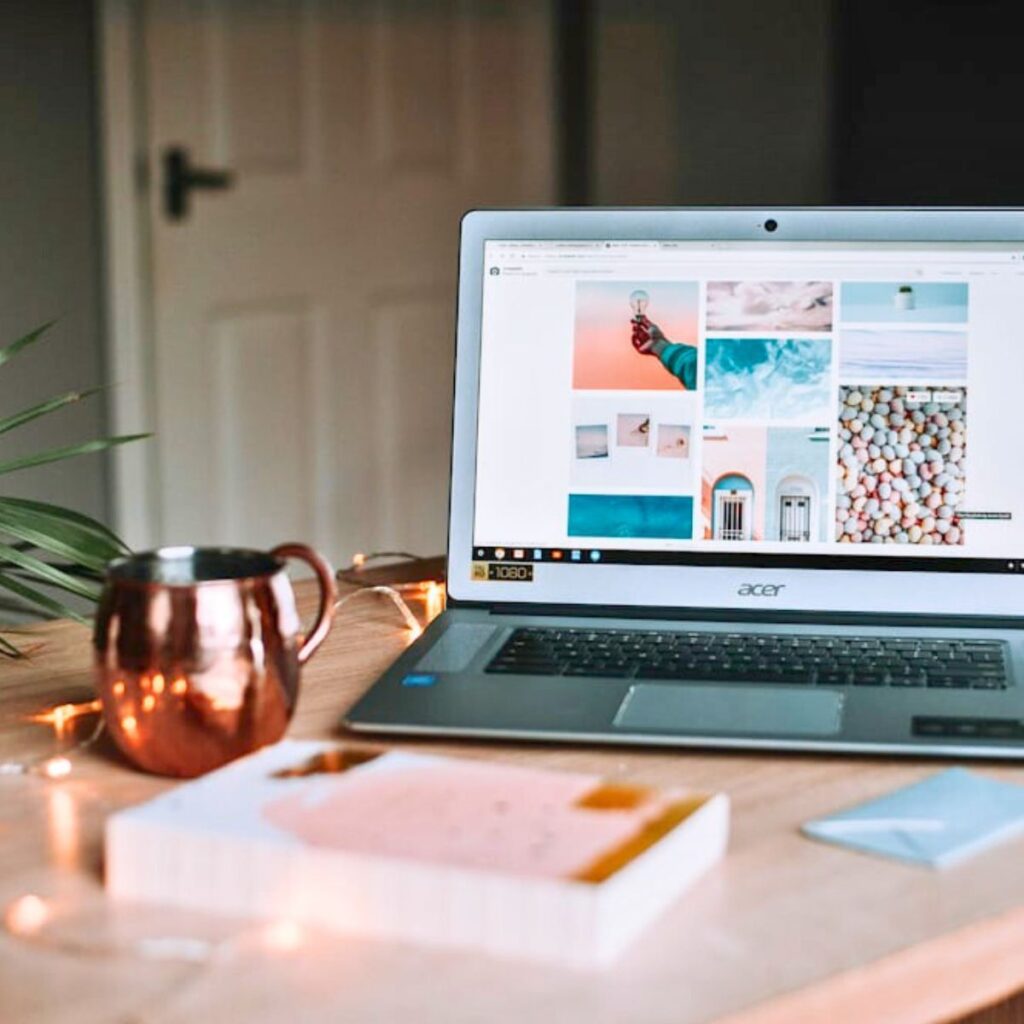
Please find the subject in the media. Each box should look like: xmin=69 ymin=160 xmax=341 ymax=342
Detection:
xmin=105 ymin=546 xmax=287 ymax=588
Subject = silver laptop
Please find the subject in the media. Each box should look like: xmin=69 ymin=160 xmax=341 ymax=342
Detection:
xmin=347 ymin=207 xmax=1024 ymax=758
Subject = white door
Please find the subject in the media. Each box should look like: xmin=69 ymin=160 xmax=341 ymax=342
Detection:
xmin=779 ymin=494 xmax=811 ymax=542
xmin=140 ymin=0 xmax=554 ymax=559
xmin=714 ymin=491 xmax=751 ymax=541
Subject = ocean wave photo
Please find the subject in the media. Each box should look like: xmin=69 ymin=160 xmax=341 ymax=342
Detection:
xmin=840 ymin=330 xmax=967 ymax=379
xmin=704 ymin=338 xmax=833 ymax=420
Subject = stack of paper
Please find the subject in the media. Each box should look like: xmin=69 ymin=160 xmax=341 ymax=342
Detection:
xmin=106 ymin=740 xmax=728 ymax=967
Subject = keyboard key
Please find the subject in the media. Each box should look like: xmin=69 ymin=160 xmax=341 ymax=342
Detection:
xmin=488 ymin=662 xmax=563 ymax=675
xmin=818 ymin=670 xmax=853 ymax=686
xmin=564 ymin=666 xmax=632 ymax=678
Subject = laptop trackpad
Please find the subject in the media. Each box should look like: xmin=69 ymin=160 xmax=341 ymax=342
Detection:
xmin=614 ymin=684 xmax=844 ymax=737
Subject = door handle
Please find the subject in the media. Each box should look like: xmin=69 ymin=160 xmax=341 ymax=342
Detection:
xmin=163 ymin=145 xmax=235 ymax=221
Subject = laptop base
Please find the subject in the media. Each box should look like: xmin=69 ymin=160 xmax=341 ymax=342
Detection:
xmin=346 ymin=607 xmax=1024 ymax=760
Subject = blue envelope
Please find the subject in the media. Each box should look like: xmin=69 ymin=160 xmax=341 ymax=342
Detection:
xmin=802 ymin=768 xmax=1024 ymax=868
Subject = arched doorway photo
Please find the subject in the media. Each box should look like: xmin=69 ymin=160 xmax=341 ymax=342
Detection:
xmin=712 ymin=474 xmax=754 ymax=541
xmin=775 ymin=474 xmax=817 ymax=542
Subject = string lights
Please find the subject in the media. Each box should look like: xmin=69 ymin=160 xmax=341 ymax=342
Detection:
xmin=1 ymin=700 xmax=104 ymax=778
xmin=4 ymin=889 xmax=310 ymax=966
xmin=28 ymin=699 xmax=102 ymax=737
xmin=337 ymin=551 xmax=446 ymax=640
xmin=1 ymin=549 xmax=447 ymax=977
xmin=2 ymin=552 xmax=443 ymax=784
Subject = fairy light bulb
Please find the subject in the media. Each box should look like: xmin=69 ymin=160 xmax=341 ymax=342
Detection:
xmin=5 ymin=894 xmax=50 ymax=936
xmin=629 ymin=289 xmax=649 ymax=318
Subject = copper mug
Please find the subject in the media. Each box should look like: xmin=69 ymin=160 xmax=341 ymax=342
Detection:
xmin=93 ymin=544 xmax=337 ymax=778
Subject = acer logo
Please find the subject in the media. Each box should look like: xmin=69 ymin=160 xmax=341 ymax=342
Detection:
xmin=738 ymin=583 xmax=786 ymax=597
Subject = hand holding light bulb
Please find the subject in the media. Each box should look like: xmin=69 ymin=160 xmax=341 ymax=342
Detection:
xmin=629 ymin=289 xmax=665 ymax=354
xmin=626 ymin=287 xmax=699 ymax=391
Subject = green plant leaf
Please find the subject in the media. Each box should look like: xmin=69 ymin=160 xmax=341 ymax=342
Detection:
xmin=0 ymin=500 xmax=124 ymax=572
xmin=0 ymin=542 xmax=101 ymax=601
xmin=0 ymin=321 xmax=149 ymax=657
xmin=0 ymin=497 xmax=128 ymax=552
xmin=0 ymin=633 xmax=25 ymax=658
xmin=0 ymin=385 xmax=108 ymax=438
xmin=0 ymin=573 xmax=89 ymax=625
xmin=0 ymin=321 xmax=55 ymax=369
xmin=0 ymin=433 xmax=150 ymax=477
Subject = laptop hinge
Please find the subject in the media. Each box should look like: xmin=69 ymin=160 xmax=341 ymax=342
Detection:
xmin=449 ymin=599 xmax=1024 ymax=631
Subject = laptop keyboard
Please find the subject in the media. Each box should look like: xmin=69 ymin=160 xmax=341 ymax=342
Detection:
xmin=486 ymin=627 xmax=1010 ymax=689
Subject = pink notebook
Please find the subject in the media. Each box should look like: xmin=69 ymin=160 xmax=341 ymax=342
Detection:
xmin=106 ymin=741 xmax=728 ymax=967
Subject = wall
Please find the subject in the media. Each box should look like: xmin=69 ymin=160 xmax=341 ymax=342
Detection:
xmin=0 ymin=1 xmax=110 ymax=524
xmin=592 ymin=0 xmax=834 ymax=205
xmin=835 ymin=0 xmax=1024 ymax=204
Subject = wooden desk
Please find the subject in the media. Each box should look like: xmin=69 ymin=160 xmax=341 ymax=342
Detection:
xmin=2 ymin=586 xmax=1024 ymax=1024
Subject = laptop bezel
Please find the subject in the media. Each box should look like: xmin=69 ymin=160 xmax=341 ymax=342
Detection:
xmin=447 ymin=207 xmax=1024 ymax=619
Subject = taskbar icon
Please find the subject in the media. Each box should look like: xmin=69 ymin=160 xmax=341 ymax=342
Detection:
xmin=472 ymin=546 xmax=603 ymax=565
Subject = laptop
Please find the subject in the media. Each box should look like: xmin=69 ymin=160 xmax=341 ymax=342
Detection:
xmin=347 ymin=207 xmax=1024 ymax=758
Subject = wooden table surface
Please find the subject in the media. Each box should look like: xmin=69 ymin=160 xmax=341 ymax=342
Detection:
xmin=3 ymin=584 xmax=1024 ymax=1024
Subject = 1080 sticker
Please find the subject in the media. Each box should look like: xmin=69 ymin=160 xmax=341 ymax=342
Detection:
xmin=471 ymin=562 xmax=534 ymax=582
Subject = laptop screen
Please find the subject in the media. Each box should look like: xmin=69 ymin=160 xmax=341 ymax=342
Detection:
xmin=471 ymin=239 xmax=1024 ymax=576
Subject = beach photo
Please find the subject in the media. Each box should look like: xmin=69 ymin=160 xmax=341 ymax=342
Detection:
xmin=706 ymin=281 xmax=833 ymax=332
xmin=616 ymin=413 xmax=650 ymax=447
xmin=841 ymin=282 xmax=968 ymax=324
xmin=657 ymin=424 xmax=691 ymax=459
xmin=573 ymin=280 xmax=699 ymax=391
xmin=575 ymin=424 xmax=608 ymax=459
xmin=567 ymin=493 xmax=694 ymax=540
xmin=836 ymin=385 xmax=966 ymax=545
xmin=839 ymin=330 xmax=967 ymax=380
xmin=704 ymin=337 xmax=833 ymax=421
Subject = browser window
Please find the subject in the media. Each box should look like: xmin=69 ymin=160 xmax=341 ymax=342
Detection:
xmin=472 ymin=241 xmax=1024 ymax=574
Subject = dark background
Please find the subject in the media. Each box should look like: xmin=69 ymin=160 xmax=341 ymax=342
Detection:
xmin=560 ymin=0 xmax=1024 ymax=206
xmin=833 ymin=0 xmax=1024 ymax=205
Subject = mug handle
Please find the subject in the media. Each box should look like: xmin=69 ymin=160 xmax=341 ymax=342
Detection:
xmin=271 ymin=543 xmax=338 ymax=665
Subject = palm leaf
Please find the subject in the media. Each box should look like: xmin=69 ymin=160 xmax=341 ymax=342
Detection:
xmin=0 ymin=433 xmax=149 ymax=477
xmin=0 ymin=500 xmax=124 ymax=572
xmin=0 ymin=542 xmax=101 ymax=601
xmin=0 ymin=633 xmax=25 ymax=658
xmin=0 ymin=574 xmax=89 ymax=625
xmin=0 ymin=497 xmax=128 ymax=551
xmin=0 ymin=321 xmax=148 ymax=655
xmin=0 ymin=321 xmax=55 ymax=369
xmin=0 ymin=385 xmax=108 ymax=438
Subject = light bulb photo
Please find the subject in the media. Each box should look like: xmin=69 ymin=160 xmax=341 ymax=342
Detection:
xmin=628 ymin=289 xmax=649 ymax=318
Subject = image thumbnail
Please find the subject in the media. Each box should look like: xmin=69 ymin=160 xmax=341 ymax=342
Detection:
xmin=700 ymin=425 xmax=830 ymax=542
xmin=706 ymin=281 xmax=832 ymax=332
xmin=704 ymin=338 xmax=832 ymax=421
xmin=837 ymin=385 xmax=966 ymax=545
xmin=568 ymin=494 xmax=693 ymax=540
xmin=616 ymin=414 xmax=650 ymax=447
xmin=575 ymin=424 xmax=608 ymax=459
xmin=573 ymin=280 xmax=699 ymax=391
xmin=571 ymin=394 xmax=697 ymax=491
xmin=657 ymin=424 xmax=691 ymax=459
xmin=841 ymin=282 xmax=968 ymax=324
xmin=840 ymin=330 xmax=967 ymax=380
